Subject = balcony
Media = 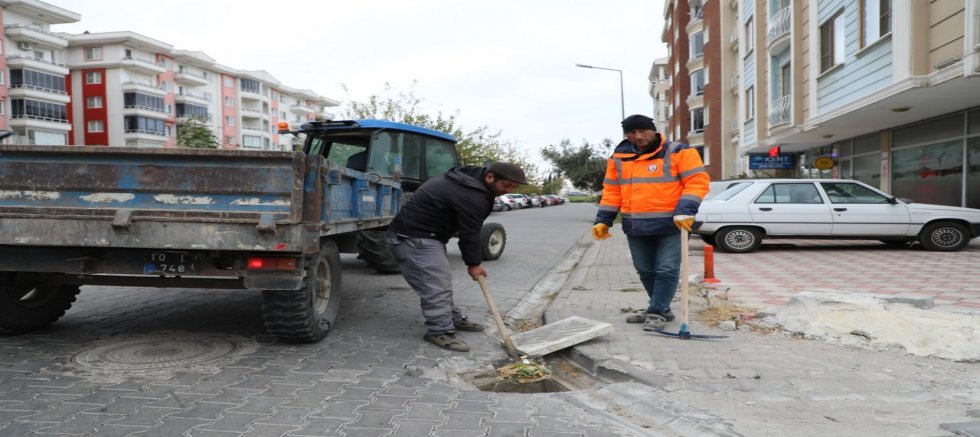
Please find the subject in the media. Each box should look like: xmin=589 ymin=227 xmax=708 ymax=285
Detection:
xmin=241 ymin=108 xmax=269 ymax=120
xmin=121 ymin=81 xmax=167 ymax=96
xmin=240 ymin=89 xmax=267 ymax=102
xmin=120 ymin=56 xmax=166 ymax=75
xmin=175 ymin=91 xmax=209 ymax=104
xmin=290 ymin=105 xmax=314 ymax=115
xmin=8 ymin=85 xmax=71 ymax=104
xmin=4 ymin=24 xmax=68 ymax=49
xmin=9 ymin=116 xmax=71 ymax=132
xmin=768 ymin=95 xmax=791 ymax=127
xmin=123 ymin=130 xmax=167 ymax=146
xmin=174 ymin=70 xmax=209 ymax=87
xmin=5 ymin=54 xmax=68 ymax=75
xmin=766 ymin=6 xmax=791 ymax=53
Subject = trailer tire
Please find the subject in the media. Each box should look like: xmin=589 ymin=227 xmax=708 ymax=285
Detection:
xmin=480 ymin=222 xmax=506 ymax=261
xmin=261 ymin=240 xmax=342 ymax=343
xmin=356 ymin=230 xmax=401 ymax=273
xmin=0 ymin=273 xmax=80 ymax=334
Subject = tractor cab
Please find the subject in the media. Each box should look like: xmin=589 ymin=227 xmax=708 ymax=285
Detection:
xmin=281 ymin=120 xmax=460 ymax=192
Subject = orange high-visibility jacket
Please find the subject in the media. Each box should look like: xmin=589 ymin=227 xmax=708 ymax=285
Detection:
xmin=595 ymin=136 xmax=710 ymax=235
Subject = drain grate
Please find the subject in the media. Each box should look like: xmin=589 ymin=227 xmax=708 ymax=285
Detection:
xmin=70 ymin=336 xmax=238 ymax=371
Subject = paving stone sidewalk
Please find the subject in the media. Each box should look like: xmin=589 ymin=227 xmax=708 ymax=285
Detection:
xmin=545 ymin=234 xmax=980 ymax=437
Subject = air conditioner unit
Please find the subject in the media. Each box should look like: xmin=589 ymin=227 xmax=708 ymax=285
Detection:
xmin=17 ymin=41 xmax=31 ymax=51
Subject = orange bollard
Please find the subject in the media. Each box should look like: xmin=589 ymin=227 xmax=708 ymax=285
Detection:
xmin=703 ymin=244 xmax=721 ymax=283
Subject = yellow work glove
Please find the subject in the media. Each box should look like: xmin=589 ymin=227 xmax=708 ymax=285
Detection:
xmin=673 ymin=215 xmax=695 ymax=232
xmin=592 ymin=223 xmax=612 ymax=240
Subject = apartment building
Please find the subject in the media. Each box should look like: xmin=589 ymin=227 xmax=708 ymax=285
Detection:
xmin=661 ymin=0 xmax=980 ymax=208
xmin=0 ymin=0 xmax=338 ymax=150
xmin=0 ymin=0 xmax=79 ymax=145
xmin=660 ymin=0 xmax=740 ymax=181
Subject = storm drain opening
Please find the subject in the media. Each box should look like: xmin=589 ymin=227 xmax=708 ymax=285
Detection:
xmin=466 ymin=355 xmax=597 ymax=394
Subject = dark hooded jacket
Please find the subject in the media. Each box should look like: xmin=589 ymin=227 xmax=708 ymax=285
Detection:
xmin=389 ymin=166 xmax=494 ymax=266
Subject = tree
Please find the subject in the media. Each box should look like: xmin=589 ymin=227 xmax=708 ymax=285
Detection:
xmin=176 ymin=116 xmax=219 ymax=149
xmin=340 ymin=82 xmax=538 ymax=182
xmin=540 ymin=139 xmax=611 ymax=193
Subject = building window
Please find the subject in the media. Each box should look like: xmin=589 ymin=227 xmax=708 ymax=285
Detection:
xmin=10 ymin=99 xmax=68 ymax=122
xmin=820 ymin=10 xmax=845 ymax=72
xmin=240 ymin=79 xmax=261 ymax=93
xmin=780 ymin=63 xmax=791 ymax=97
xmin=242 ymin=135 xmax=263 ymax=149
xmin=10 ymin=69 xmax=66 ymax=93
xmin=86 ymin=96 xmax=103 ymax=108
xmin=744 ymin=18 xmax=755 ymax=53
xmin=690 ymin=31 xmax=704 ymax=59
xmin=87 ymin=120 xmax=104 ymax=133
xmin=745 ymin=86 xmax=755 ymax=119
xmin=224 ymin=96 xmax=233 ymax=106
xmin=690 ymin=69 xmax=704 ymax=96
xmin=176 ymin=103 xmax=208 ymax=118
xmin=85 ymin=72 xmax=102 ymax=84
xmin=223 ymin=77 xmax=233 ymax=87
xmin=84 ymin=47 xmax=102 ymax=61
xmin=123 ymin=92 xmax=166 ymax=112
xmin=691 ymin=107 xmax=705 ymax=133
xmin=860 ymin=0 xmax=892 ymax=47
xmin=123 ymin=116 xmax=166 ymax=135
xmin=225 ymin=116 xmax=235 ymax=126
xmin=696 ymin=145 xmax=710 ymax=165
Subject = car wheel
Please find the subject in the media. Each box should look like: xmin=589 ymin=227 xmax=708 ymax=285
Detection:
xmin=919 ymin=221 xmax=970 ymax=252
xmin=715 ymin=227 xmax=762 ymax=253
xmin=699 ymin=234 xmax=716 ymax=246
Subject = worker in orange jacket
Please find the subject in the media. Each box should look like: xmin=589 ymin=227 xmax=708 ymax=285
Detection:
xmin=592 ymin=114 xmax=710 ymax=331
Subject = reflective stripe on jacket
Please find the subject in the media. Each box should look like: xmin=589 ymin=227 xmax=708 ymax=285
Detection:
xmin=594 ymin=136 xmax=710 ymax=235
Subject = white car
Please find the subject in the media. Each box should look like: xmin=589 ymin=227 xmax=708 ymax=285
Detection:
xmin=694 ymin=179 xmax=980 ymax=253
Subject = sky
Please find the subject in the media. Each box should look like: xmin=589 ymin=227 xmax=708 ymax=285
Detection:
xmin=51 ymin=0 xmax=668 ymax=170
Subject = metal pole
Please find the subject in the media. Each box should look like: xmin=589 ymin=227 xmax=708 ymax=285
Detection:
xmin=575 ymin=63 xmax=625 ymax=121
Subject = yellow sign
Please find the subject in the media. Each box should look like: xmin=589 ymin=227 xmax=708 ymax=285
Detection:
xmin=814 ymin=156 xmax=835 ymax=170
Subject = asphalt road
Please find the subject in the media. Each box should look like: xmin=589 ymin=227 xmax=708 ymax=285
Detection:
xmin=0 ymin=203 xmax=631 ymax=437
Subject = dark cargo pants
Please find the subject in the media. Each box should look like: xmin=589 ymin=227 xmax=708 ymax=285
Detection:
xmin=387 ymin=231 xmax=465 ymax=335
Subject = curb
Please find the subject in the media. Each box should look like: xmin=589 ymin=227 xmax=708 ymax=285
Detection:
xmin=515 ymin=233 xmax=668 ymax=389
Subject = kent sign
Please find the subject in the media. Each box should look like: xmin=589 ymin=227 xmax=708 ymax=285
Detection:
xmin=749 ymin=154 xmax=794 ymax=170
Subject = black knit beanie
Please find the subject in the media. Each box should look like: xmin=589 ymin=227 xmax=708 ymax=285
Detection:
xmin=621 ymin=114 xmax=657 ymax=133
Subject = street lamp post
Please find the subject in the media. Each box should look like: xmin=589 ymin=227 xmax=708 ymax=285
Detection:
xmin=575 ymin=63 xmax=625 ymax=120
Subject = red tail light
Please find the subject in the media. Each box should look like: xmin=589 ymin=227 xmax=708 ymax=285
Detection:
xmin=246 ymin=257 xmax=298 ymax=271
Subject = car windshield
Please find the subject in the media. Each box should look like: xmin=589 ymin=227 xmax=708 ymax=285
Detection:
xmin=710 ymin=182 xmax=752 ymax=201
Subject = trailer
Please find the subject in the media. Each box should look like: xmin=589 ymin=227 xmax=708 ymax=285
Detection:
xmin=0 ymin=143 xmax=400 ymax=342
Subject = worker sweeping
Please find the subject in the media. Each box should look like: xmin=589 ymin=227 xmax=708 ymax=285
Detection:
xmin=591 ymin=114 xmax=710 ymax=331
xmin=387 ymin=162 xmax=528 ymax=352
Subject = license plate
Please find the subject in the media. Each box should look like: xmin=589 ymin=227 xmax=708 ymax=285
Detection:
xmin=143 ymin=251 xmax=198 ymax=275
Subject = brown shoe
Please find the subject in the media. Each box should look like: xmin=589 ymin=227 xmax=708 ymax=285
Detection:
xmin=423 ymin=333 xmax=470 ymax=352
xmin=453 ymin=319 xmax=485 ymax=332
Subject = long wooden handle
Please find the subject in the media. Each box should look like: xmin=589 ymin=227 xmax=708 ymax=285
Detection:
xmin=476 ymin=276 xmax=520 ymax=355
xmin=680 ymin=229 xmax=690 ymax=326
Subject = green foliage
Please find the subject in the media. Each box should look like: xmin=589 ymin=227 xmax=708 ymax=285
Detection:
xmin=176 ymin=116 xmax=219 ymax=149
xmin=340 ymin=82 xmax=538 ymax=182
xmin=540 ymin=139 xmax=611 ymax=193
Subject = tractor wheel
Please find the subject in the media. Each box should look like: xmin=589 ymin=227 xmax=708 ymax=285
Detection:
xmin=261 ymin=240 xmax=342 ymax=343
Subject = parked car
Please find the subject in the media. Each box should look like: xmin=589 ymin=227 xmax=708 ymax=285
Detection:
xmin=502 ymin=193 xmax=529 ymax=208
xmin=493 ymin=197 xmax=506 ymax=212
xmin=497 ymin=195 xmax=521 ymax=210
xmin=694 ymin=179 xmax=980 ymax=253
xmin=705 ymin=179 xmax=754 ymax=200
